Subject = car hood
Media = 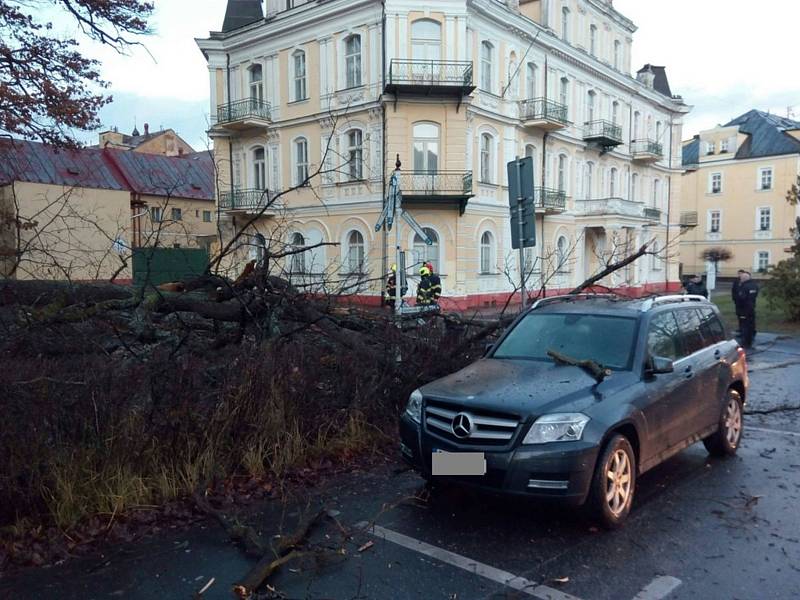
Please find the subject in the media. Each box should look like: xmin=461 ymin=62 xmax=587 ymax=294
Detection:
xmin=420 ymin=358 xmax=634 ymax=417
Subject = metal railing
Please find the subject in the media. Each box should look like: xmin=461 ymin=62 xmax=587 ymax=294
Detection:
xmin=643 ymin=207 xmax=662 ymax=221
xmin=583 ymin=120 xmax=623 ymax=143
xmin=397 ymin=171 xmax=473 ymax=196
xmin=630 ymin=140 xmax=663 ymax=157
xmin=574 ymin=197 xmax=645 ymax=218
xmin=388 ymin=60 xmax=474 ymax=88
xmin=216 ymin=98 xmax=272 ymax=125
xmin=520 ymin=98 xmax=569 ymax=124
xmin=534 ymin=187 xmax=567 ymax=211
xmin=218 ymin=188 xmax=276 ymax=211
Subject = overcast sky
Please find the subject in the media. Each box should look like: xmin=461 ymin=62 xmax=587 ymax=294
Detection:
xmin=73 ymin=0 xmax=800 ymax=150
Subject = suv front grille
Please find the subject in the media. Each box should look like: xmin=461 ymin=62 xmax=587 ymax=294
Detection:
xmin=424 ymin=399 xmax=520 ymax=446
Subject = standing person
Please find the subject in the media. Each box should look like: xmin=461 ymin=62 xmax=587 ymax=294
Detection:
xmin=426 ymin=262 xmax=442 ymax=306
xmin=684 ymin=274 xmax=708 ymax=298
xmin=417 ymin=265 xmax=433 ymax=306
xmin=733 ymin=270 xmax=759 ymax=349
xmin=385 ymin=264 xmax=397 ymax=308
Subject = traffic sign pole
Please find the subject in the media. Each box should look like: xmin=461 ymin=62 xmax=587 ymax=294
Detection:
xmin=515 ymin=157 xmax=527 ymax=310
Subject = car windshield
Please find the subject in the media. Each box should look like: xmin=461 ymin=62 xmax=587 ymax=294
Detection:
xmin=492 ymin=313 xmax=638 ymax=370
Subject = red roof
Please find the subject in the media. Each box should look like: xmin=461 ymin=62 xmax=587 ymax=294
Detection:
xmin=0 ymin=139 xmax=214 ymax=201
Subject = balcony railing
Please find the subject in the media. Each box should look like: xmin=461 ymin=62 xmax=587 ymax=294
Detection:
xmin=520 ymin=98 xmax=569 ymax=128
xmin=643 ymin=207 xmax=662 ymax=221
xmin=575 ymin=197 xmax=645 ymax=218
xmin=398 ymin=171 xmax=473 ymax=196
xmin=534 ymin=187 xmax=567 ymax=211
xmin=215 ymin=98 xmax=272 ymax=126
xmin=218 ymin=188 xmax=277 ymax=211
xmin=631 ymin=140 xmax=663 ymax=160
xmin=387 ymin=60 xmax=474 ymax=91
xmin=583 ymin=120 xmax=623 ymax=146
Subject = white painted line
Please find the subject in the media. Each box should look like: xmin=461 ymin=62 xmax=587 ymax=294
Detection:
xmin=631 ymin=576 xmax=682 ymax=600
xmin=355 ymin=522 xmax=583 ymax=600
xmin=747 ymin=425 xmax=800 ymax=438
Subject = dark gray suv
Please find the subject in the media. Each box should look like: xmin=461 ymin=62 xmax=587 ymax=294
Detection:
xmin=399 ymin=294 xmax=749 ymax=528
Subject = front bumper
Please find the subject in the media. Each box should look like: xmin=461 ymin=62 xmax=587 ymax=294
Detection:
xmin=400 ymin=414 xmax=599 ymax=506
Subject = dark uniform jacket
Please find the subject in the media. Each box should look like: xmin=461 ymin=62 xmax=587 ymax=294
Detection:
xmin=734 ymin=280 xmax=759 ymax=315
xmin=417 ymin=275 xmax=433 ymax=305
xmin=685 ymin=280 xmax=708 ymax=298
xmin=429 ymin=273 xmax=442 ymax=303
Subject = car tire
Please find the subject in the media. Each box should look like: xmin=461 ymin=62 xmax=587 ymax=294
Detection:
xmin=703 ymin=388 xmax=743 ymax=457
xmin=587 ymin=434 xmax=636 ymax=529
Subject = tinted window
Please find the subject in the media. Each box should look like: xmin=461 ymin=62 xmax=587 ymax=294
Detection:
xmin=675 ymin=309 xmax=705 ymax=355
xmin=698 ymin=307 xmax=726 ymax=344
xmin=647 ymin=311 xmax=681 ymax=361
xmin=493 ymin=313 xmax=638 ymax=370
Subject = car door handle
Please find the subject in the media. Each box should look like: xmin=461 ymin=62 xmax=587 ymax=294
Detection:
xmin=684 ymin=365 xmax=694 ymax=379
xmin=714 ymin=349 xmax=722 ymax=360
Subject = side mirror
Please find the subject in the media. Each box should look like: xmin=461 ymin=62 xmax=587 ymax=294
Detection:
xmin=648 ymin=356 xmax=674 ymax=375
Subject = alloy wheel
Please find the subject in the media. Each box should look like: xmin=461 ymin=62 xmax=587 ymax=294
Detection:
xmin=605 ymin=448 xmax=632 ymax=517
xmin=724 ymin=397 xmax=742 ymax=446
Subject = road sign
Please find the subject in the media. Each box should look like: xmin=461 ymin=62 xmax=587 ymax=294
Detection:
xmin=507 ymin=157 xmax=536 ymax=250
xmin=402 ymin=211 xmax=432 ymax=245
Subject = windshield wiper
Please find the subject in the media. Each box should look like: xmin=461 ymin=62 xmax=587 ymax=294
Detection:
xmin=547 ymin=349 xmax=612 ymax=383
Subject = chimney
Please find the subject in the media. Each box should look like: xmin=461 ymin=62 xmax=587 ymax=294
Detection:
xmin=637 ymin=65 xmax=655 ymax=89
xmin=144 ymin=123 xmax=150 ymax=136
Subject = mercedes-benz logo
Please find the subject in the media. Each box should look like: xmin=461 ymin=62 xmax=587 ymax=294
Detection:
xmin=451 ymin=412 xmax=474 ymax=439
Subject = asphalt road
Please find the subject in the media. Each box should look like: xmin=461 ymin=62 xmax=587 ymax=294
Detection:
xmin=3 ymin=336 xmax=800 ymax=600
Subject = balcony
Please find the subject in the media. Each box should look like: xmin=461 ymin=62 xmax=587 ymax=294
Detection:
xmin=214 ymin=98 xmax=272 ymax=132
xmin=397 ymin=171 xmax=474 ymax=215
xmin=583 ymin=120 xmax=623 ymax=148
xmin=574 ymin=197 xmax=646 ymax=219
xmin=643 ymin=207 xmax=662 ymax=222
xmin=385 ymin=60 xmax=475 ymax=104
xmin=631 ymin=140 xmax=663 ymax=163
xmin=218 ymin=188 xmax=278 ymax=213
xmin=520 ymin=98 xmax=569 ymax=131
xmin=534 ymin=187 xmax=567 ymax=212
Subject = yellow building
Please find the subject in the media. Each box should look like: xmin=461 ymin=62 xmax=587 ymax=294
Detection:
xmin=680 ymin=110 xmax=800 ymax=279
xmin=0 ymin=140 xmax=217 ymax=281
xmin=97 ymin=123 xmax=196 ymax=157
xmin=197 ymin=0 xmax=690 ymax=308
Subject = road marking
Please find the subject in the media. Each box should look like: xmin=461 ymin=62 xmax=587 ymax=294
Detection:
xmin=355 ymin=522 xmax=583 ymax=600
xmin=631 ymin=576 xmax=682 ymax=600
xmin=748 ymin=425 xmax=800 ymax=438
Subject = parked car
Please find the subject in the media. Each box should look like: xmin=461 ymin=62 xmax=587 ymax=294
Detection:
xmin=399 ymin=294 xmax=748 ymax=528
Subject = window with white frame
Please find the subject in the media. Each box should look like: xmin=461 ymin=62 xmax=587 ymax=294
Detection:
xmin=150 ymin=206 xmax=162 ymax=223
xmin=706 ymin=141 xmax=715 ymax=155
xmin=653 ymin=179 xmax=661 ymax=207
xmin=758 ymin=207 xmax=772 ymax=231
xmin=656 ymin=121 xmax=662 ymax=142
xmin=480 ymin=41 xmax=494 ymax=92
xmin=559 ymin=77 xmax=569 ymax=115
xmin=294 ymin=137 xmax=309 ymax=185
xmin=292 ymin=50 xmax=307 ymax=101
xmin=757 ymin=251 xmax=769 ymax=273
xmin=759 ymin=167 xmax=773 ymax=191
xmin=414 ymin=227 xmax=440 ymax=273
xmin=556 ymin=235 xmax=569 ymax=273
xmin=508 ymin=54 xmax=519 ymax=98
xmin=561 ymin=7 xmax=570 ymax=42
xmin=613 ymin=40 xmax=621 ymax=70
xmin=253 ymin=147 xmax=266 ymax=189
xmin=411 ymin=19 xmax=441 ymax=61
xmin=526 ymin=62 xmax=537 ymax=99
xmin=413 ymin=122 xmax=439 ymax=172
xmin=346 ymin=129 xmax=363 ymax=181
xmin=709 ymin=210 xmax=721 ymax=233
xmin=589 ymin=25 xmax=597 ymax=56
xmin=290 ymin=232 xmax=306 ymax=273
xmin=720 ymin=138 xmax=729 ymax=153
xmin=710 ymin=172 xmax=722 ymax=194
xmin=609 ymin=167 xmax=618 ymax=197
xmin=251 ymin=233 xmax=266 ymax=264
xmin=631 ymin=172 xmax=639 ymax=200
xmin=586 ymin=90 xmax=596 ymax=122
xmin=480 ymin=133 xmax=493 ymax=184
xmin=171 ymin=208 xmax=182 ymax=221
xmin=344 ymin=34 xmax=362 ymax=88
xmin=557 ymin=154 xmax=567 ymax=193
xmin=611 ymin=101 xmax=619 ymax=125
xmin=633 ymin=111 xmax=641 ymax=139
xmin=346 ymin=230 xmax=365 ymax=272
xmin=249 ymin=64 xmax=264 ymax=103
xmin=480 ymin=231 xmax=494 ymax=274
xmin=585 ymin=161 xmax=594 ymax=199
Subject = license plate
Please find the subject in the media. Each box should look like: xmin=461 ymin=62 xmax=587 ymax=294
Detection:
xmin=431 ymin=451 xmax=486 ymax=476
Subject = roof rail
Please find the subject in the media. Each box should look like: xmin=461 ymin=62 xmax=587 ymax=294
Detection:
xmin=640 ymin=294 xmax=708 ymax=312
xmin=530 ymin=293 xmax=619 ymax=311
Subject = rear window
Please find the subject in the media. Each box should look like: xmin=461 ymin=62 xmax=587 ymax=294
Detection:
xmin=492 ymin=313 xmax=638 ymax=370
xmin=698 ymin=307 xmax=726 ymax=344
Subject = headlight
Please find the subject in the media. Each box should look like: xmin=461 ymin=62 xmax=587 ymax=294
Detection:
xmin=523 ymin=413 xmax=590 ymax=444
xmin=405 ymin=389 xmax=423 ymax=424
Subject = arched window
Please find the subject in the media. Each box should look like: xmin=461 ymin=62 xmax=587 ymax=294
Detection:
xmin=590 ymin=25 xmax=598 ymax=56
xmin=413 ymin=122 xmax=439 ymax=172
xmin=346 ymin=129 xmax=363 ymax=180
xmin=480 ymin=133 xmax=493 ymax=184
xmin=556 ymin=235 xmax=568 ymax=273
xmin=480 ymin=41 xmax=494 ymax=92
xmin=249 ymin=64 xmax=263 ymax=103
xmin=346 ymin=230 xmax=365 ymax=272
xmin=526 ymin=62 xmax=538 ymax=99
xmin=587 ymin=90 xmax=596 ymax=122
xmin=251 ymin=233 xmax=266 ymax=264
xmin=290 ymin=232 xmax=306 ymax=273
xmin=253 ymin=147 xmax=266 ymax=189
xmin=613 ymin=40 xmax=621 ymax=70
xmin=609 ymin=167 xmax=618 ymax=197
xmin=585 ymin=162 xmax=594 ymax=199
xmin=345 ymin=34 xmax=362 ymax=88
xmin=557 ymin=154 xmax=567 ymax=193
xmin=561 ymin=7 xmax=570 ymax=42
xmin=525 ymin=144 xmax=537 ymax=163
xmin=412 ymin=19 xmax=441 ymax=61
xmin=480 ymin=231 xmax=494 ymax=274
xmin=292 ymin=49 xmax=307 ymax=101
xmin=294 ymin=137 xmax=309 ymax=185
xmin=414 ymin=227 xmax=440 ymax=274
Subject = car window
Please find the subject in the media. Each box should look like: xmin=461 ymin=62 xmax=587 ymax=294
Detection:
xmin=675 ymin=309 xmax=705 ymax=355
xmin=697 ymin=307 xmax=726 ymax=344
xmin=647 ymin=311 xmax=681 ymax=361
xmin=492 ymin=313 xmax=638 ymax=370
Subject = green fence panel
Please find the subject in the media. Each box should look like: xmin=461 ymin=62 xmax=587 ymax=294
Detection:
xmin=132 ymin=248 xmax=208 ymax=288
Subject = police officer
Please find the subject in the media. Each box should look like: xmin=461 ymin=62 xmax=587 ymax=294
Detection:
xmin=417 ymin=265 xmax=433 ymax=306
xmin=684 ymin=274 xmax=708 ymax=298
xmin=733 ymin=270 xmax=759 ymax=349
xmin=426 ymin=262 xmax=442 ymax=305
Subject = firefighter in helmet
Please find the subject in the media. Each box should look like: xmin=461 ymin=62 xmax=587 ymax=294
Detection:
xmin=385 ymin=264 xmax=397 ymax=307
xmin=417 ymin=265 xmax=433 ymax=306
xmin=426 ymin=262 xmax=442 ymax=305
